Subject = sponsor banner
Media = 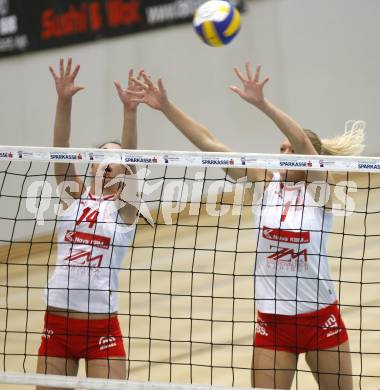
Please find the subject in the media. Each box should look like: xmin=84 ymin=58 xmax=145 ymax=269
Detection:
xmin=279 ymin=159 xmax=313 ymax=168
xmin=50 ymin=152 xmax=79 ymax=160
xmin=0 ymin=151 xmax=13 ymax=159
xmin=1 ymin=146 xmax=380 ymax=172
xmin=240 ymin=156 xmax=257 ymax=166
xmin=318 ymin=159 xmax=336 ymax=168
xmin=201 ymin=156 xmax=235 ymax=166
xmin=124 ymin=154 xmax=158 ymax=164
xmin=262 ymin=226 xmax=310 ymax=244
xmin=162 ymin=154 xmax=191 ymax=165
xmin=0 ymin=0 xmax=246 ymax=57
xmin=65 ymin=230 xmax=111 ymax=249
xmin=87 ymin=151 xmax=121 ymax=163
xmin=87 ymin=151 xmax=106 ymax=161
xmin=357 ymin=161 xmax=380 ymax=170
xmin=16 ymin=150 xmax=34 ymax=159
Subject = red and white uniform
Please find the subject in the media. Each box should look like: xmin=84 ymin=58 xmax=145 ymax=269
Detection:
xmin=44 ymin=188 xmax=135 ymax=313
xmin=254 ymin=172 xmax=336 ymax=315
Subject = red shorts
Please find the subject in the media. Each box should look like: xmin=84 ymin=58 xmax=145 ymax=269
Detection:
xmin=38 ymin=312 xmax=126 ymax=359
xmin=254 ymin=302 xmax=348 ymax=354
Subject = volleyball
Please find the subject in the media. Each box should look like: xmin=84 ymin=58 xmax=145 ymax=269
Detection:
xmin=193 ymin=0 xmax=241 ymax=47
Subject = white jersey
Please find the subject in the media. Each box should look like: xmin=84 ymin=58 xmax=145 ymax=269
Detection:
xmin=45 ymin=188 xmax=135 ymax=313
xmin=254 ymin=172 xmax=336 ymax=315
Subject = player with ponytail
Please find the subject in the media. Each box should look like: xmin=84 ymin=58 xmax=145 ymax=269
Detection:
xmin=128 ymin=62 xmax=364 ymax=390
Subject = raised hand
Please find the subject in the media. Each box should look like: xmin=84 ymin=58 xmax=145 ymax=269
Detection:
xmin=128 ymin=71 xmax=169 ymax=111
xmin=49 ymin=58 xmax=84 ymax=100
xmin=114 ymin=69 xmax=144 ymax=112
xmin=230 ymin=61 xmax=270 ymax=107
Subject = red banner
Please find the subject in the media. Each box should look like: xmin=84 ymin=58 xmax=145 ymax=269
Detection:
xmin=64 ymin=230 xmax=110 ymax=249
xmin=262 ymin=226 xmax=310 ymax=244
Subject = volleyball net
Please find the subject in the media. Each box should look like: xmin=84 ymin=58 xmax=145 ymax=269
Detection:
xmin=0 ymin=146 xmax=379 ymax=389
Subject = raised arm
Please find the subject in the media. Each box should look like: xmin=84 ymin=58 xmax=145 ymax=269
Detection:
xmin=230 ymin=61 xmax=317 ymax=155
xmin=127 ymin=73 xmax=226 ymax=151
xmin=129 ymin=72 xmax=266 ymax=183
xmin=113 ymin=70 xmax=142 ymax=224
xmin=230 ymin=61 xmax=335 ymax=186
xmin=49 ymin=58 xmax=84 ymax=198
xmin=114 ymin=69 xmax=141 ymax=151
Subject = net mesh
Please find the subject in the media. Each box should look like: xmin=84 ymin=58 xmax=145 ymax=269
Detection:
xmin=0 ymin=147 xmax=380 ymax=389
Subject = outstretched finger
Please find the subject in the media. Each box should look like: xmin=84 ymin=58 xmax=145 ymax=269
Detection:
xmin=157 ymin=78 xmax=166 ymax=93
xmin=233 ymin=67 xmax=246 ymax=83
xmin=114 ymin=80 xmax=123 ymax=94
xmin=65 ymin=57 xmax=72 ymax=76
xmin=230 ymin=85 xmax=245 ymax=98
xmin=127 ymin=69 xmax=134 ymax=88
xmin=72 ymin=86 xmax=85 ymax=95
xmin=245 ymin=61 xmax=254 ymax=80
xmin=254 ymin=64 xmax=262 ymax=83
xmin=259 ymin=76 xmax=270 ymax=88
xmin=130 ymin=77 xmax=148 ymax=90
xmin=134 ymin=70 xmax=144 ymax=91
xmin=71 ymin=64 xmax=80 ymax=80
xmin=141 ymin=71 xmax=154 ymax=88
xmin=59 ymin=58 xmax=64 ymax=77
xmin=49 ymin=66 xmax=58 ymax=80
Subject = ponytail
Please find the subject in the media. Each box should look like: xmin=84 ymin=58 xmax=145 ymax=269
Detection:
xmin=321 ymin=120 xmax=366 ymax=156
xmin=304 ymin=120 xmax=366 ymax=156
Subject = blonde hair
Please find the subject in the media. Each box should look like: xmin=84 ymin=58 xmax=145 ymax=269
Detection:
xmin=304 ymin=120 xmax=366 ymax=156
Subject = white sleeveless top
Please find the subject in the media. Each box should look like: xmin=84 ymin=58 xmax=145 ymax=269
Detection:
xmin=45 ymin=189 xmax=135 ymax=313
xmin=253 ymin=172 xmax=336 ymax=315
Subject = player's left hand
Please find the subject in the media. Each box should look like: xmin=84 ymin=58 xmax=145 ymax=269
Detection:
xmin=127 ymin=71 xmax=169 ymax=111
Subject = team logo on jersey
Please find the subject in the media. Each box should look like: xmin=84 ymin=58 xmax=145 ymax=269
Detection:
xmin=64 ymin=249 xmax=103 ymax=268
xmin=99 ymin=336 xmax=117 ymax=350
xmin=267 ymin=245 xmax=308 ymax=263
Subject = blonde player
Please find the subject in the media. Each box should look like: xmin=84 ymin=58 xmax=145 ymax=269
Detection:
xmin=37 ymin=58 xmax=143 ymax=388
xmin=128 ymin=63 xmax=365 ymax=390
